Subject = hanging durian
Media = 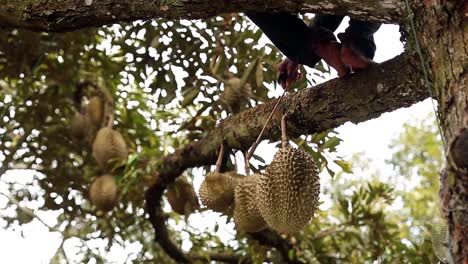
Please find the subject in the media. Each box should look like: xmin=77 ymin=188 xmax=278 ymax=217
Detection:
xmin=70 ymin=112 xmax=90 ymax=140
xmin=199 ymin=171 xmax=243 ymax=214
xmin=92 ymin=127 xmax=128 ymax=170
xmin=256 ymin=115 xmax=320 ymax=234
xmin=431 ymin=219 xmax=449 ymax=263
xmin=89 ymin=174 xmax=118 ymax=212
xmin=87 ymin=96 xmax=104 ymax=128
xmin=220 ymin=76 xmax=252 ymax=113
xmin=166 ymin=176 xmax=200 ymax=217
xmin=233 ymin=174 xmax=267 ymax=233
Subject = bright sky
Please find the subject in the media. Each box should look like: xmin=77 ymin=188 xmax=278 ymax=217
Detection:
xmin=0 ymin=17 xmax=436 ymax=264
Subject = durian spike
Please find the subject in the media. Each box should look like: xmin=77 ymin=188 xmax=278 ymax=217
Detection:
xmin=215 ymin=144 xmax=225 ymax=173
xmin=281 ymin=114 xmax=289 ymax=148
xmin=246 ymin=90 xmax=286 ymax=168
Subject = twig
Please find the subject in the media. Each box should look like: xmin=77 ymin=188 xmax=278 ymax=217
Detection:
xmin=145 ymin=184 xmax=190 ymax=263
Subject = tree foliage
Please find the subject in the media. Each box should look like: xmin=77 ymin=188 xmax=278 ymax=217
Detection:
xmin=0 ymin=14 xmax=442 ymax=263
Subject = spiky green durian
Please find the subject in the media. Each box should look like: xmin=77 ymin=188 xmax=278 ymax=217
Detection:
xmin=199 ymin=171 xmax=243 ymax=214
xmin=257 ymin=146 xmax=320 ymax=234
xmin=233 ymin=174 xmax=267 ymax=233
xmin=92 ymin=127 xmax=128 ymax=170
xmin=89 ymin=174 xmax=118 ymax=212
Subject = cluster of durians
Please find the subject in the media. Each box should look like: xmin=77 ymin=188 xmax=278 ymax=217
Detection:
xmin=69 ymin=88 xmax=128 ymax=214
xmin=199 ymin=118 xmax=320 ymax=234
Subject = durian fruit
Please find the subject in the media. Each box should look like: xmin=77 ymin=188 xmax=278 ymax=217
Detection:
xmin=431 ymin=219 xmax=449 ymax=263
xmin=92 ymin=127 xmax=128 ymax=170
xmin=233 ymin=174 xmax=267 ymax=233
xmin=70 ymin=112 xmax=90 ymax=140
xmin=257 ymin=146 xmax=320 ymax=234
xmin=87 ymin=96 xmax=104 ymax=128
xmin=166 ymin=176 xmax=200 ymax=216
xmin=89 ymin=174 xmax=118 ymax=212
xmin=199 ymin=171 xmax=243 ymax=214
xmin=220 ymin=77 xmax=252 ymax=113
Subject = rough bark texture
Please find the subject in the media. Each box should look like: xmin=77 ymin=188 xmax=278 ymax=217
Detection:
xmin=0 ymin=0 xmax=404 ymax=32
xmin=411 ymin=1 xmax=467 ymax=263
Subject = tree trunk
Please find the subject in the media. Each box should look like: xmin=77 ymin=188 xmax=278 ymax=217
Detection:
xmin=412 ymin=1 xmax=467 ymax=263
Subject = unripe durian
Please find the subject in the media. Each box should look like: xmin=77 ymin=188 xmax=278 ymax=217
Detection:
xmin=199 ymin=171 xmax=243 ymax=214
xmin=233 ymin=174 xmax=267 ymax=233
xmin=257 ymin=146 xmax=320 ymax=234
xmin=92 ymin=127 xmax=128 ymax=170
xmin=220 ymin=77 xmax=252 ymax=113
xmin=89 ymin=174 xmax=118 ymax=212
xmin=70 ymin=113 xmax=90 ymax=140
xmin=166 ymin=176 xmax=200 ymax=216
xmin=431 ymin=220 xmax=449 ymax=263
xmin=87 ymin=96 xmax=104 ymax=128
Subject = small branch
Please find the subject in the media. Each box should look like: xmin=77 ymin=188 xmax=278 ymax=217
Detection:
xmin=145 ymin=184 xmax=189 ymax=263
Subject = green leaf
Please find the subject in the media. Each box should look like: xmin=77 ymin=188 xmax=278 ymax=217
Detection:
xmin=181 ymin=86 xmax=200 ymax=107
xmin=334 ymin=160 xmax=353 ymax=173
xmin=321 ymin=136 xmax=342 ymax=151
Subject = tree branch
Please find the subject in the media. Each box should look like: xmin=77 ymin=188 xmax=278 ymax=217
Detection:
xmin=152 ymin=54 xmax=428 ymax=185
xmin=250 ymin=229 xmax=301 ymax=263
xmin=0 ymin=0 xmax=404 ymax=32
xmin=145 ymin=54 xmax=429 ymax=262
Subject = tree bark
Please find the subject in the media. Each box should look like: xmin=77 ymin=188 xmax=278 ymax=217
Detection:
xmin=411 ymin=1 xmax=468 ymax=263
xmin=0 ymin=0 xmax=404 ymax=32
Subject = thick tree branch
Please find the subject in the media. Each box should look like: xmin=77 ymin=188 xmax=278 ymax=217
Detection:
xmin=145 ymin=53 xmax=429 ymax=262
xmin=0 ymin=0 xmax=404 ymax=32
xmin=152 ymin=54 xmax=428 ymax=186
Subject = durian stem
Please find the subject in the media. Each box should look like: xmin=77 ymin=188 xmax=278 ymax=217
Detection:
xmin=106 ymin=112 xmax=114 ymax=128
xmin=281 ymin=114 xmax=289 ymax=148
xmin=214 ymin=144 xmax=225 ymax=173
xmin=244 ymin=150 xmax=250 ymax=176
xmin=246 ymin=91 xmax=286 ymax=162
